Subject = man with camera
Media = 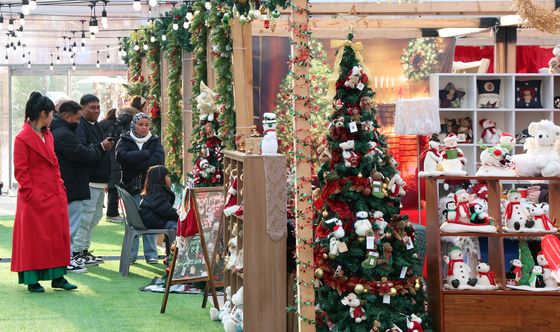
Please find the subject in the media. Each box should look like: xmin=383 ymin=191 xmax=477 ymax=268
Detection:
xmin=74 ymin=94 xmax=113 ymax=266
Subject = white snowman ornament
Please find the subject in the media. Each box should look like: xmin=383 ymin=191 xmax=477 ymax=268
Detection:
xmin=504 ymin=189 xmax=530 ymax=232
xmin=529 ymin=203 xmax=557 ymax=233
xmin=537 ymin=252 xmax=558 ymax=288
xmin=441 ymin=133 xmax=467 ymax=175
xmin=261 ymin=112 xmax=278 ymax=155
xmin=354 ymin=211 xmax=372 ymax=237
xmin=418 ymin=134 xmax=443 ymax=177
xmin=443 ymin=246 xmax=478 ymax=289
xmin=476 ymin=132 xmax=516 ymax=177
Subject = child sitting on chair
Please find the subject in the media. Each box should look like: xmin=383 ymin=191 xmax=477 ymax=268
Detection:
xmin=139 ymin=165 xmax=179 ymax=230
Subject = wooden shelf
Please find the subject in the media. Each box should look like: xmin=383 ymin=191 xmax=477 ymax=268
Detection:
xmin=426 ymin=175 xmax=560 ymax=181
xmin=443 ymin=290 xmax=507 ymax=295
xmin=441 ymin=232 xmax=559 ymax=237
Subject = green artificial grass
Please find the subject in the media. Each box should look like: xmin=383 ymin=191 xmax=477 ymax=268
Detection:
xmin=0 ymin=216 xmax=223 ymax=332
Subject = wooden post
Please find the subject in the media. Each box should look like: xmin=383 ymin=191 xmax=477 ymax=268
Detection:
xmin=230 ymin=19 xmax=254 ymax=139
xmin=494 ymin=26 xmax=516 ymax=73
xmin=160 ymin=53 xmax=170 ymax=143
xmin=425 ymin=178 xmax=443 ymax=332
xmin=206 ymin=34 xmax=217 ymax=90
xmin=292 ymin=1 xmax=315 ymax=331
xmin=182 ymin=50 xmax=194 ymax=175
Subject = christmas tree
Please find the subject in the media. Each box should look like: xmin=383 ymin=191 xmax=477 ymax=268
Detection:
xmin=313 ymin=33 xmax=430 ymax=331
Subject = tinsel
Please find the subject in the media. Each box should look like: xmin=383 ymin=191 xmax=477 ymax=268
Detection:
xmin=514 ymin=0 xmax=560 ymax=34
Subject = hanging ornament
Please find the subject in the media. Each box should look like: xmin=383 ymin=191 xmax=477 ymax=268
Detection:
xmin=415 ymin=278 xmax=421 ymax=290
xmin=271 ymin=9 xmax=280 ymax=19
xmin=315 ymin=268 xmax=324 ymax=279
xmin=263 ymin=15 xmax=270 ymax=29
xmin=239 ymin=15 xmax=248 ymax=24
xmin=354 ymin=283 xmax=365 ymax=294
xmin=322 ymin=210 xmax=329 ymax=218
xmin=371 ymin=180 xmax=386 ymax=199
xmin=390 ymin=287 xmax=397 ymax=296
xmin=222 ymin=12 xmax=231 ymax=24
xmin=361 ymin=251 xmax=379 ymax=269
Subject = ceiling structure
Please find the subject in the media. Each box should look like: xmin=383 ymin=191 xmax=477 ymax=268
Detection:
xmin=1 ymin=0 xmax=558 ymax=66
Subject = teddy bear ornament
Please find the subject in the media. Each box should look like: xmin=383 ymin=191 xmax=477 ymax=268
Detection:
xmin=511 ymin=119 xmax=560 ymax=177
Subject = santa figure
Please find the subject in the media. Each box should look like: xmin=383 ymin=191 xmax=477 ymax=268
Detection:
xmin=407 ymin=314 xmax=424 ymax=332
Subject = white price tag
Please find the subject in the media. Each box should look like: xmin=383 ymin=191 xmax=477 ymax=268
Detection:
xmin=400 ymin=266 xmax=408 ymax=279
xmin=383 ymin=294 xmax=391 ymax=304
xmin=337 ymin=241 xmax=348 ymax=253
xmin=366 ymin=236 xmax=375 ymax=250
xmin=349 ymin=122 xmax=358 ymax=133
xmin=357 ymin=82 xmax=365 ymax=91
xmin=404 ymin=236 xmax=414 ymax=250
xmin=190 ymin=266 xmax=196 ymax=275
xmin=181 ymin=267 xmax=187 ymax=276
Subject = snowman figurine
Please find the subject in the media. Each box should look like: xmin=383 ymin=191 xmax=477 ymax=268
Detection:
xmin=418 ymin=134 xmax=443 ymax=177
xmin=441 ymin=133 xmax=467 ymax=175
xmin=504 ymin=189 xmax=530 ymax=232
xmin=537 ymin=252 xmax=558 ymax=288
xmin=443 ymin=246 xmax=478 ymax=289
xmin=261 ymin=112 xmax=278 ymax=155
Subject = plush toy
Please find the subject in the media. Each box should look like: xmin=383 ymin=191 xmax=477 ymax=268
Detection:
xmin=504 ymin=189 xmax=530 ymax=232
xmin=475 ymin=262 xmax=498 ymax=289
xmin=341 ymin=292 xmax=367 ymax=323
xmin=419 ymin=134 xmax=443 ymax=177
xmin=407 ymin=314 xmax=424 ymax=332
xmin=455 ymin=189 xmax=472 ymax=224
xmin=365 ymin=141 xmax=383 ymax=162
xmin=210 ymin=286 xmax=233 ymax=321
xmin=225 ymin=237 xmax=238 ymax=271
xmin=476 ymin=132 xmax=516 ymax=177
xmin=469 ymin=202 xmax=491 ymax=225
xmin=318 ymin=144 xmax=332 ymax=165
xmin=529 ymin=266 xmax=546 ymax=288
xmin=354 ymin=211 xmax=373 ymax=237
xmin=224 ymin=178 xmax=238 ymax=210
xmin=549 ymin=44 xmax=560 ymax=74
xmin=339 ymin=140 xmax=360 ymax=168
xmin=372 ymin=211 xmax=387 ymax=241
xmin=223 ymin=287 xmax=244 ymax=332
xmin=439 ymin=82 xmax=465 ymax=109
xmin=479 ymin=118 xmax=502 ymax=144
xmin=329 ymin=236 xmax=341 ymax=257
xmin=506 ymin=259 xmax=523 ymax=285
xmin=441 ymin=134 xmax=467 ymax=175
xmin=388 ymin=174 xmax=406 ymax=199
xmin=196 ymin=81 xmax=219 ymax=121
xmin=442 ymin=200 xmax=458 ymax=224
xmin=529 ymin=203 xmax=557 ymax=232
xmin=537 ymin=252 xmax=558 ymax=288
xmin=457 ymin=117 xmax=473 ymax=143
xmin=443 ymin=246 xmax=477 ymax=289
xmin=511 ymin=119 xmax=560 ymax=177
xmin=199 ymin=159 xmax=217 ymax=179
xmin=261 ymin=113 xmax=278 ymax=155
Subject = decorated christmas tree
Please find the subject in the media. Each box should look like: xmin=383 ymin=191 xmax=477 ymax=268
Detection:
xmin=313 ymin=33 xmax=430 ymax=331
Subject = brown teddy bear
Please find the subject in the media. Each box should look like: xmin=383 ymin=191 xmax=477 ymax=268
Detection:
xmin=457 ymin=117 xmax=473 ymax=143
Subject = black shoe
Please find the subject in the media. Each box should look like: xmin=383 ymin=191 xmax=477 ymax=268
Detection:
xmin=82 ymin=250 xmax=104 ymax=263
xmin=73 ymin=251 xmax=98 ymax=266
xmin=51 ymin=277 xmax=77 ymax=290
xmin=27 ymin=283 xmax=45 ymax=293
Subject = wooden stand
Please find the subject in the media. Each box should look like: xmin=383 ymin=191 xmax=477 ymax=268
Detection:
xmin=425 ymin=176 xmax=560 ymax=331
xmin=223 ymin=150 xmax=287 ymax=332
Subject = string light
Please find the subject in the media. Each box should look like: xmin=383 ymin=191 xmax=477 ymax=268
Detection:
xmin=133 ymin=41 xmax=139 ymax=51
xmin=172 ymin=18 xmax=178 ymax=31
xmin=106 ymin=44 xmax=110 ymax=63
xmin=90 ymin=32 xmax=96 ymax=40
xmin=143 ymin=43 xmax=148 ymax=50
xmin=56 ymin=46 xmax=60 ymax=64
xmin=62 ymin=37 xmax=67 ymax=55
xmin=96 ymin=50 xmax=100 ymax=68
xmin=101 ymin=0 xmax=109 ymax=29
xmin=161 ymin=34 xmax=166 ymax=41
xmin=21 ymin=0 xmax=30 ymax=16
xmin=49 ymin=54 xmax=53 ymax=70
xmin=72 ymin=62 xmax=76 ymax=71
xmin=150 ymin=34 xmax=155 ymax=43
xmin=8 ymin=17 xmax=14 ymax=32
xmin=19 ymin=13 xmax=24 ymax=27
xmin=29 ymin=0 xmax=37 ymax=11
xmin=183 ymin=20 xmax=189 ymax=29
xmin=26 ymin=51 xmax=30 ymax=68
xmin=149 ymin=0 xmax=157 ymax=7
xmin=133 ymin=0 xmax=141 ymax=11
xmin=4 ymin=54 xmax=8 ymax=64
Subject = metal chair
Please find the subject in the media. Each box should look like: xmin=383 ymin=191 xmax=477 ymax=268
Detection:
xmin=116 ymin=185 xmax=176 ymax=276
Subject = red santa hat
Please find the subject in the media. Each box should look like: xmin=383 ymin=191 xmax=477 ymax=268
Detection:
xmin=501 ymin=132 xmax=513 ymax=138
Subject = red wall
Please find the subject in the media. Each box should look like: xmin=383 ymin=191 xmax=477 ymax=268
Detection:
xmin=454 ymin=45 xmax=554 ymax=73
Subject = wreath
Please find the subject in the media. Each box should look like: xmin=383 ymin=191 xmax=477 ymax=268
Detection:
xmin=514 ymin=0 xmax=560 ymax=34
xmin=400 ymin=37 xmax=438 ymax=81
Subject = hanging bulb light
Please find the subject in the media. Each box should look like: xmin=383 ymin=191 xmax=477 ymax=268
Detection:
xmin=21 ymin=0 xmax=30 ymax=16
xmin=161 ymin=34 xmax=166 ymax=41
xmin=19 ymin=13 xmax=24 ymax=27
xmin=17 ymin=40 xmax=21 ymax=47
xmin=0 ymin=15 xmax=4 ymax=30
xmin=90 ymin=32 xmax=95 ymax=40
xmin=49 ymin=54 xmax=53 ymax=70
xmin=72 ymin=62 xmax=76 ymax=71
xmin=106 ymin=45 xmax=110 ymax=63
xmin=29 ymin=0 xmax=37 ymax=11
xmin=88 ymin=17 xmax=95 ymax=33
xmin=81 ymin=42 xmax=85 ymax=52
xmin=96 ymin=50 xmax=100 ymax=68
xmin=56 ymin=55 xmax=60 ymax=64
xmin=133 ymin=0 xmax=141 ymax=11
xmin=183 ymin=20 xmax=189 ymax=29
xmin=72 ymin=40 xmax=77 ymax=53
xmin=205 ymin=1 xmax=212 ymax=10
xmin=149 ymin=0 xmax=157 ymax=7
xmin=4 ymin=54 xmax=8 ymax=64
xmin=81 ymin=31 xmax=86 ymax=45
xmin=8 ymin=17 xmax=14 ymax=31
xmin=172 ymin=18 xmax=178 ymax=31
xmin=27 ymin=61 xmax=30 ymax=68
xmin=150 ymin=35 xmax=155 ymax=43
xmin=101 ymin=9 xmax=108 ymax=29
xmin=91 ymin=17 xmax=99 ymax=34
xmin=143 ymin=43 xmax=148 ymax=51
xmin=133 ymin=42 xmax=139 ymax=51
xmin=186 ymin=10 xmax=193 ymax=22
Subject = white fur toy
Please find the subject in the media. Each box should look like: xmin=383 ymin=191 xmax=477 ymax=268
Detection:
xmin=504 ymin=189 xmax=530 ymax=232
xmin=440 ymin=190 xmax=497 ymax=233
xmin=537 ymin=252 xmax=558 ymax=288
xmin=388 ymin=173 xmax=406 ymax=199
xmin=443 ymin=246 xmax=478 ymax=289
xmin=529 ymin=203 xmax=557 ymax=233
xmin=474 ymin=262 xmax=499 ymax=290
xmin=372 ymin=211 xmax=387 ymax=241
xmin=549 ymin=44 xmax=560 ymax=74
xmin=261 ymin=113 xmax=278 ymax=155
xmin=441 ymin=133 xmax=467 ymax=175
xmin=223 ymin=287 xmax=243 ymax=332
xmin=339 ymin=140 xmax=359 ymax=168
xmin=365 ymin=141 xmax=382 ymax=162
xmin=341 ymin=292 xmax=367 ymax=323
xmin=196 ymin=81 xmax=219 ymax=122
xmin=479 ymin=118 xmax=502 ymax=144
xmin=407 ymin=314 xmax=423 ymax=332
xmin=511 ymin=120 xmax=560 ymax=177
xmin=476 ymin=132 xmax=516 ymax=177
xmin=354 ymin=211 xmax=372 ymax=237
xmin=325 ymin=217 xmax=345 ymax=239
xmin=210 ymin=286 xmax=233 ymax=321
xmin=418 ymin=135 xmax=443 ymax=177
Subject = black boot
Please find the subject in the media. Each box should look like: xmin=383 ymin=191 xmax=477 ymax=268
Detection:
xmin=27 ymin=283 xmax=45 ymax=293
xmin=51 ymin=277 xmax=77 ymax=290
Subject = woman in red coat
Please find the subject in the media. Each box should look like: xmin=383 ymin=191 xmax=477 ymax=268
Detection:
xmin=11 ymin=91 xmax=77 ymax=292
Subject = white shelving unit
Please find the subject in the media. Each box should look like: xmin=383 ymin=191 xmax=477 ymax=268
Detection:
xmin=430 ymin=73 xmax=560 ymax=175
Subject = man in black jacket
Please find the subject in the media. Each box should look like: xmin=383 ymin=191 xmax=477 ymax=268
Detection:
xmin=74 ymin=94 xmax=113 ymax=265
xmin=51 ymin=100 xmax=106 ymax=273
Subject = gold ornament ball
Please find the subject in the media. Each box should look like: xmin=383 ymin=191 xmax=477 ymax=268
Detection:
xmin=328 ymin=253 xmax=337 ymax=260
xmin=415 ymin=279 xmax=421 ymax=290
xmin=354 ymin=284 xmax=365 ymax=294
xmin=390 ymin=287 xmax=397 ymax=296
xmin=382 ymin=183 xmax=388 ymax=189
xmin=322 ymin=210 xmax=329 ymax=218
xmin=357 ymin=236 xmax=365 ymax=242
xmin=315 ymin=268 xmax=324 ymax=279
xmin=363 ymin=288 xmax=368 ymax=294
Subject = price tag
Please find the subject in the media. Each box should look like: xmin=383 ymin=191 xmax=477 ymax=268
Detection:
xmin=383 ymin=294 xmax=391 ymax=304
xmin=337 ymin=241 xmax=348 ymax=253
xmin=404 ymin=236 xmax=414 ymax=250
xmin=181 ymin=266 xmax=187 ymax=276
xmin=190 ymin=266 xmax=196 ymax=275
xmin=400 ymin=266 xmax=408 ymax=279
xmin=357 ymin=82 xmax=365 ymax=91
xmin=366 ymin=236 xmax=375 ymax=250
xmin=349 ymin=122 xmax=358 ymax=133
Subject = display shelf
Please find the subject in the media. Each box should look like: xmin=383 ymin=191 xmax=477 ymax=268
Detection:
xmin=440 ymin=232 xmax=500 ymax=237
xmin=443 ymin=290 xmax=508 ymax=295
xmin=222 ymin=150 xmax=286 ymax=332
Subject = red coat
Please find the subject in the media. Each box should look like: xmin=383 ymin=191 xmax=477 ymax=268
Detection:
xmin=11 ymin=122 xmax=70 ymax=272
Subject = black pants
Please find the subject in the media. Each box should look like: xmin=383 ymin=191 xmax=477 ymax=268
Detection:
xmin=106 ymin=187 xmax=120 ymax=217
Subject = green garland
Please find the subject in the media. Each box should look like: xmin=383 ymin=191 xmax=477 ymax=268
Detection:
xmin=146 ymin=25 xmax=162 ymax=136
xmin=401 ymin=37 xmax=438 ymax=81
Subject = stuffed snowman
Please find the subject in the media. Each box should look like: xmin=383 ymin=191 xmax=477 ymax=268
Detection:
xmin=329 ymin=236 xmax=341 ymax=257
xmin=529 ymin=203 xmax=557 ymax=232
xmin=441 ymin=134 xmax=467 ymax=175
xmin=354 ymin=211 xmax=373 ymax=237
xmin=261 ymin=113 xmax=278 ymax=155
xmin=418 ymin=135 xmax=443 ymax=177
xmin=504 ymin=189 xmax=530 ymax=232
xmin=537 ymin=252 xmax=557 ymax=288
xmin=443 ymin=246 xmax=477 ymax=289
xmin=529 ymin=266 xmax=546 ymax=288
xmin=479 ymin=118 xmax=502 ymax=144
xmin=365 ymin=141 xmax=383 ymax=163
xmin=469 ymin=202 xmax=491 ymax=225
xmin=454 ymin=189 xmax=472 ymax=224
xmin=341 ymin=292 xmax=367 ymax=323
xmin=476 ymin=262 xmax=497 ymax=287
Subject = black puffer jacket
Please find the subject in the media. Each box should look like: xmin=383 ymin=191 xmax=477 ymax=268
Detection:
xmin=115 ymin=133 xmax=165 ymax=195
xmin=51 ymin=115 xmax=104 ymax=202
xmin=76 ymin=117 xmax=111 ymax=183
xmin=99 ymin=118 xmax=120 ymax=188
xmin=139 ymin=186 xmax=179 ymax=229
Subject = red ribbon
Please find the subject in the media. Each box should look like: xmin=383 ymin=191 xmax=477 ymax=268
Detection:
xmin=513 ymin=266 xmax=522 ymax=279
xmin=353 ymin=306 xmax=364 ymax=318
xmin=505 ymin=201 xmax=520 ymax=220
xmin=481 ymin=126 xmax=497 ymax=140
xmin=534 ymin=214 xmax=555 ymax=231
xmin=448 ymin=259 xmax=463 ymax=276
xmin=478 ymin=271 xmax=496 ymax=285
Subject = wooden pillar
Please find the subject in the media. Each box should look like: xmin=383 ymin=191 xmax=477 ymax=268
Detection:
xmin=182 ymin=50 xmax=194 ymax=175
xmin=494 ymin=26 xmax=516 ymax=73
xmin=425 ymin=178 xmax=443 ymax=332
xmin=160 ymin=53 xmax=169 ymax=143
xmin=141 ymin=57 xmax=149 ymax=81
xmin=292 ymin=1 xmax=315 ymax=331
xmin=206 ymin=34 xmax=217 ymax=90
xmin=230 ymin=19 xmax=254 ymax=139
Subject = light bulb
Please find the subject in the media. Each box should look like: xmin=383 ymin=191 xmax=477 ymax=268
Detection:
xmin=0 ymin=17 xmax=3 ymax=30
xmin=183 ymin=21 xmax=189 ymax=29
xmin=72 ymin=63 xmax=76 ymax=71
xmin=172 ymin=22 xmax=178 ymax=31
xmin=30 ymin=0 xmax=37 ymax=10
xmin=8 ymin=18 xmax=14 ymax=32
xmin=56 ymin=56 xmax=60 ymax=64
xmin=81 ymin=43 xmax=85 ymax=52
xmin=133 ymin=43 xmax=140 ymax=51
xmin=22 ymin=5 xmax=30 ymax=16
xmin=81 ymin=37 xmax=85 ymax=45
xmin=133 ymin=0 xmax=141 ymax=11
xmin=150 ymin=35 xmax=155 ymax=43
xmin=19 ymin=14 xmax=25 ymax=27
xmin=122 ymin=50 xmax=127 ymax=56
xmin=96 ymin=60 xmax=100 ymax=68
xmin=50 ymin=63 xmax=53 ymax=71
xmin=101 ymin=16 xmax=108 ymax=29
xmin=186 ymin=12 xmax=193 ymax=21
xmin=63 ymin=47 xmax=67 ymax=55
xmin=106 ymin=54 xmax=110 ymax=63
xmin=4 ymin=55 xmax=7 ymax=64
xmin=143 ymin=44 xmax=148 ymax=50
xmin=205 ymin=1 xmax=212 ymax=10
xmin=27 ymin=61 xmax=30 ymax=68
xmin=90 ymin=33 xmax=96 ymax=40
xmin=72 ymin=44 xmax=77 ymax=53
xmin=161 ymin=34 xmax=167 ymax=41
xmin=149 ymin=0 xmax=158 ymax=7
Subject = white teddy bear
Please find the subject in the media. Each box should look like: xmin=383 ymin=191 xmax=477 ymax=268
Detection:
xmin=549 ymin=44 xmax=560 ymax=74
xmin=223 ymin=287 xmax=243 ymax=332
xmin=511 ymin=120 xmax=560 ymax=177
xmin=339 ymin=140 xmax=359 ymax=168
xmin=528 ymin=203 xmax=557 ymax=232
xmin=354 ymin=211 xmax=372 ymax=237
xmin=388 ymin=173 xmax=406 ymax=199
xmin=210 ymin=286 xmax=233 ymax=321
xmin=341 ymin=292 xmax=367 ymax=323
xmin=196 ymin=81 xmax=219 ymax=122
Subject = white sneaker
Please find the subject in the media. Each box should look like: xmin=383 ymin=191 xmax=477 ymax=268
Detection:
xmin=67 ymin=259 xmax=87 ymax=273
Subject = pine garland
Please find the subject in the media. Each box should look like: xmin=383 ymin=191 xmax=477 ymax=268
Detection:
xmin=146 ymin=24 xmax=162 ymax=136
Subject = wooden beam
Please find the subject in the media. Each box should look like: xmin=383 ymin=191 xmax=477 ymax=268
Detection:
xmin=160 ymin=53 xmax=169 ymax=143
xmin=292 ymin=1 xmax=315 ymax=331
xmin=253 ymin=27 xmax=423 ymax=39
xmin=182 ymin=50 xmax=194 ymax=175
xmin=231 ymin=18 xmax=254 ymax=139
xmin=206 ymin=34 xmax=217 ymax=90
